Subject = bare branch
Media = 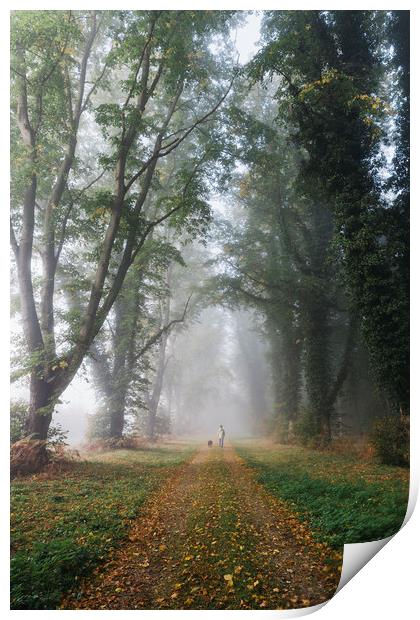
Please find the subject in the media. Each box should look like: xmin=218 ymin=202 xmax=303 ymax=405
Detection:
xmin=224 ymin=257 xmax=291 ymax=292
xmin=15 ymin=47 xmax=35 ymax=148
xmin=158 ymin=71 xmax=238 ymax=157
xmin=124 ymin=83 xmax=183 ymax=194
xmin=55 ymin=171 xmax=106 ymax=263
xmin=42 ymin=10 xmax=100 ymax=301
xmin=74 ymin=11 xmax=98 ymax=122
xmin=54 ymin=202 xmax=74 ymax=264
xmin=10 ymin=66 xmax=32 ymax=84
xmin=134 ymin=294 xmax=192 ymax=361
xmin=128 ymin=148 xmax=209 ymax=267
xmin=232 ymin=283 xmax=272 ymax=305
xmin=105 ymin=317 xmax=116 ymax=340
xmin=70 ymin=169 xmax=106 ymax=198
xmin=81 ymin=58 xmax=109 ymax=114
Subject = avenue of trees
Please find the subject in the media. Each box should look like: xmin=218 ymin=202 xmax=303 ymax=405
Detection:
xmin=10 ymin=10 xmax=409 ymax=469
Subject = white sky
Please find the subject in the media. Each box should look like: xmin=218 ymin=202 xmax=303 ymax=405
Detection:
xmin=233 ymin=11 xmax=262 ymax=64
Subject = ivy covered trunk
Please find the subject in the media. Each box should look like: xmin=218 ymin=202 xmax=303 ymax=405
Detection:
xmin=267 ymin=315 xmax=301 ymax=443
xmin=303 ymin=295 xmax=333 ymax=445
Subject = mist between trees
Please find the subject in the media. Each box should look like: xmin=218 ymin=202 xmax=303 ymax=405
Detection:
xmin=10 ymin=10 xmax=409 ymax=468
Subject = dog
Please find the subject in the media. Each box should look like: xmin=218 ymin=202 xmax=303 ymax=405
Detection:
xmin=208 ymin=440 xmax=213 ymax=447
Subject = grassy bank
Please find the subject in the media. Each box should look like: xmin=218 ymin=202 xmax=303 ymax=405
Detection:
xmin=234 ymin=440 xmax=409 ymax=549
xmin=10 ymin=441 xmax=195 ymax=610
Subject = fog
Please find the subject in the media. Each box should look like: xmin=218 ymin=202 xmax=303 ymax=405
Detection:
xmin=50 ymin=304 xmax=271 ymax=446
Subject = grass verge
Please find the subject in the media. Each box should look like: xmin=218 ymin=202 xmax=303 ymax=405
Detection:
xmin=10 ymin=442 xmax=195 ymax=610
xmin=234 ymin=440 xmax=409 ymax=549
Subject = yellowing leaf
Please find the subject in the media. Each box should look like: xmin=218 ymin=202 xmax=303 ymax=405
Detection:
xmin=223 ymin=574 xmax=234 ymax=587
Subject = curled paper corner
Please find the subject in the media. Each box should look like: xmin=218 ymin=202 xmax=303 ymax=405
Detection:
xmin=270 ymin=475 xmax=418 ymax=618
xmin=335 ymin=470 xmax=418 ymax=595
xmin=270 ymin=536 xmax=403 ymax=619
xmin=336 ymin=536 xmax=392 ymax=592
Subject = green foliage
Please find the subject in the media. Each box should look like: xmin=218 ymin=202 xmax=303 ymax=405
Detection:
xmin=236 ymin=442 xmax=409 ymax=548
xmin=10 ymin=400 xmax=27 ymax=444
xmin=254 ymin=470 xmax=407 ymax=548
xmin=10 ymin=443 xmax=194 ymax=609
xmin=86 ymin=406 xmax=112 ymax=441
xmin=370 ymin=415 xmax=409 ymax=467
xmin=47 ymin=423 xmax=69 ymax=448
xmin=251 ymin=10 xmax=409 ymax=414
xmin=11 ymin=539 xmax=95 ymax=611
xmin=216 ymin=78 xmax=353 ymax=443
xmin=10 ymin=401 xmax=69 ymax=447
xmin=294 ymin=408 xmax=320 ymax=447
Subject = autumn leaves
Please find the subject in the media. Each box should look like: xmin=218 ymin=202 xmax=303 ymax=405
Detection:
xmin=63 ymin=444 xmax=341 ymax=610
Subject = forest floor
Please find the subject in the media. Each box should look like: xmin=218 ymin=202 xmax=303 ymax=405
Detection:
xmin=61 ymin=443 xmax=342 ymax=610
xmin=11 ymin=438 xmax=409 ymax=610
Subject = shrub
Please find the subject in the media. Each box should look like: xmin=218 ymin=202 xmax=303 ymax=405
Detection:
xmin=135 ymin=410 xmax=171 ymax=440
xmin=10 ymin=438 xmax=79 ymax=478
xmin=10 ymin=439 xmax=49 ymax=477
xmin=11 ymin=399 xmax=69 ymax=447
xmin=325 ymin=436 xmax=375 ymax=459
xmin=10 ymin=400 xmax=27 ymax=443
xmin=84 ymin=435 xmax=146 ymax=452
xmin=370 ymin=414 xmax=409 ymax=467
xmin=47 ymin=423 xmax=69 ymax=447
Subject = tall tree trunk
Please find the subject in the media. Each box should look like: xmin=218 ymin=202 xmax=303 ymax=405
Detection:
xmin=302 ymin=293 xmax=332 ymax=445
xmin=266 ymin=309 xmax=301 ymax=443
xmin=107 ymin=277 xmax=142 ymax=439
xmin=25 ymin=374 xmax=54 ymax=440
xmin=108 ymin=387 xmax=128 ymax=439
xmin=146 ymin=335 xmax=168 ymax=440
xmin=145 ymin=269 xmax=171 ymax=440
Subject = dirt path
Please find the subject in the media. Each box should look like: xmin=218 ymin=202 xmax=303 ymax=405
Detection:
xmin=61 ymin=444 xmax=342 ymax=610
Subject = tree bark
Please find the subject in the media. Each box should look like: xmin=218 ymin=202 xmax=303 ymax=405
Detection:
xmin=145 ymin=269 xmax=171 ymax=440
xmin=25 ymin=375 xmax=54 ymax=440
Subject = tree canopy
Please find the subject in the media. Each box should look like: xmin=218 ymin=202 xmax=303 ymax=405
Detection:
xmin=10 ymin=10 xmax=409 ymax=465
